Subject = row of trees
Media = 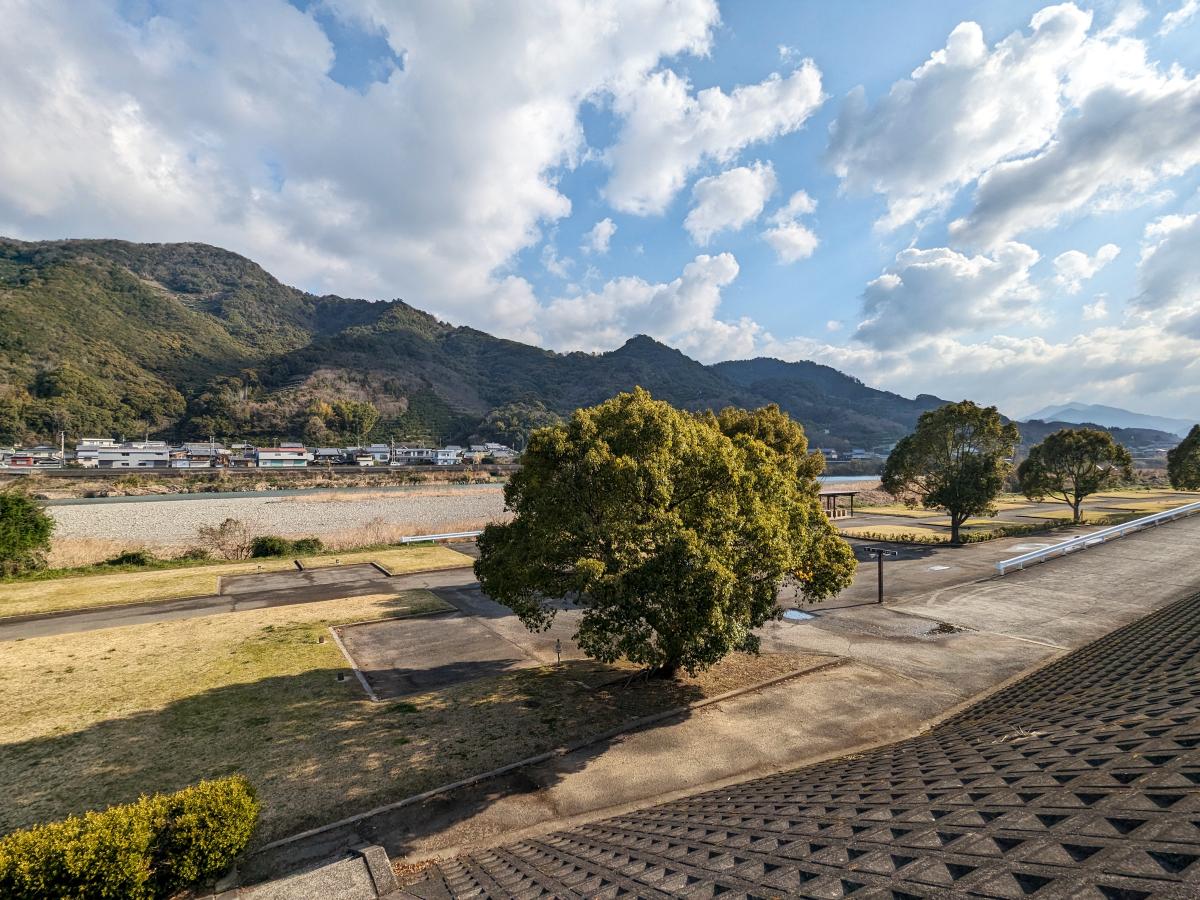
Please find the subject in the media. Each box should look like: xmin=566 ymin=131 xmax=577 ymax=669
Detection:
xmin=475 ymin=391 xmax=1199 ymax=681
xmin=882 ymin=402 xmax=1199 ymax=542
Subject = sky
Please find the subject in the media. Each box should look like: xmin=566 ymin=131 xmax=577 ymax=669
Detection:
xmin=2 ymin=1 xmax=1200 ymax=419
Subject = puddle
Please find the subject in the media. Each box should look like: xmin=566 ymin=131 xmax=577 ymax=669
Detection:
xmin=782 ymin=609 xmax=815 ymax=622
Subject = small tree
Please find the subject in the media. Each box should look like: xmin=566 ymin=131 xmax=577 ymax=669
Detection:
xmin=0 ymin=489 xmax=55 ymax=576
xmin=1168 ymin=425 xmax=1200 ymax=490
xmin=1018 ymin=428 xmax=1133 ymax=523
xmin=196 ymin=518 xmax=255 ymax=560
xmin=882 ymin=401 xmax=1020 ymax=544
xmin=475 ymin=388 xmax=856 ymax=677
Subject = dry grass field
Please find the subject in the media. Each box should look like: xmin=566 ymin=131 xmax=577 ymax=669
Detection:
xmin=0 ymin=591 xmax=826 ymax=844
xmin=0 ymin=544 xmax=472 ymax=619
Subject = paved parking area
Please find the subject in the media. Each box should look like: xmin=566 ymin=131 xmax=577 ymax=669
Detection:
xmin=335 ymin=587 xmax=585 ymax=699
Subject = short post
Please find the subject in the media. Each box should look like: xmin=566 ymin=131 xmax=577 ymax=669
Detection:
xmin=863 ymin=545 xmax=899 ymax=604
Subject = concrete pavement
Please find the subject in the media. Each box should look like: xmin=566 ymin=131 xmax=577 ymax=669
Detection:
xmin=241 ymin=514 xmax=1200 ymax=885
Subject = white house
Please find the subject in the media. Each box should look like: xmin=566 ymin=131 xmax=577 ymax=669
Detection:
xmin=436 ymin=445 xmax=463 ymax=465
xmin=255 ymin=446 xmax=311 ymax=467
xmin=75 ymin=437 xmax=117 ymax=467
xmin=96 ymin=441 xmax=171 ymax=468
xmin=393 ymin=445 xmax=436 ymax=464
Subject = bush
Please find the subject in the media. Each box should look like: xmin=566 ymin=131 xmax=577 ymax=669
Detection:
xmin=249 ymin=535 xmax=323 ymax=558
xmin=0 ymin=776 xmax=258 ymax=899
xmin=103 ymin=549 xmax=157 ymax=567
xmin=290 ymin=537 xmax=323 ymax=555
xmin=176 ymin=547 xmax=212 ymax=562
xmin=0 ymin=490 xmax=55 ymax=576
xmin=249 ymin=535 xmax=292 ymax=558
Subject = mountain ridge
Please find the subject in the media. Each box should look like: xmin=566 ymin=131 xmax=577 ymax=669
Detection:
xmin=1025 ymin=401 xmax=1193 ymax=438
xmin=0 ymin=237 xmax=1185 ymax=453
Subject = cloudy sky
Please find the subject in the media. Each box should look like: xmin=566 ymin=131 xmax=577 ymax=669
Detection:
xmin=2 ymin=1 xmax=1200 ymax=418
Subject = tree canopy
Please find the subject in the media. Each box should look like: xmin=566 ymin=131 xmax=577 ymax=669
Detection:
xmin=881 ymin=400 xmax=1020 ymax=543
xmin=1017 ymin=428 xmax=1133 ymax=523
xmin=1168 ymin=425 xmax=1200 ymax=491
xmin=0 ymin=489 xmax=55 ymax=576
xmin=474 ymin=389 xmax=856 ymax=677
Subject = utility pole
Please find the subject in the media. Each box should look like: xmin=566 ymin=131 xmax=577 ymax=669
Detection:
xmin=863 ymin=546 xmax=899 ymax=604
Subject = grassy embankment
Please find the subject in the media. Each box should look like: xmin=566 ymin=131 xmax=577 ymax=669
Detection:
xmin=0 ymin=591 xmax=825 ymax=844
xmin=0 ymin=545 xmax=472 ymax=619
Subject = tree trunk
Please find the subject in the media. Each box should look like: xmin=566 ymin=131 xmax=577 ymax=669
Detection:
xmin=950 ymin=516 xmax=962 ymax=545
xmin=1072 ymin=499 xmax=1083 ymax=524
xmin=654 ymin=658 xmax=681 ymax=679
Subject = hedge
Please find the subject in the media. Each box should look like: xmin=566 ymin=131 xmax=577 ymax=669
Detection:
xmin=0 ymin=776 xmax=258 ymax=899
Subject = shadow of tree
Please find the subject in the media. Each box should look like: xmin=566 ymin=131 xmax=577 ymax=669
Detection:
xmin=0 ymin=659 xmax=704 ymax=885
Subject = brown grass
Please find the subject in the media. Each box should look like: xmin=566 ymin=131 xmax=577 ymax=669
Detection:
xmin=0 ymin=593 xmax=829 ymax=844
xmin=0 ymin=545 xmax=473 ymax=619
xmin=308 ymin=516 xmax=508 ymax=551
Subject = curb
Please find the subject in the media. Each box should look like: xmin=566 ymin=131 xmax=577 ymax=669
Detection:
xmin=328 ymin=625 xmax=379 ymax=702
xmin=253 ymin=655 xmax=845 ymax=854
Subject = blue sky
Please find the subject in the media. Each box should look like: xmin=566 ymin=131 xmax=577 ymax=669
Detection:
xmin=2 ymin=1 xmax=1200 ymax=418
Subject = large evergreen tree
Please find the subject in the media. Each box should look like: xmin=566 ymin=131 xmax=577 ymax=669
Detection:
xmin=1168 ymin=425 xmax=1200 ymax=490
xmin=882 ymin=401 xmax=1020 ymax=544
xmin=1018 ymin=428 xmax=1133 ymax=523
xmin=474 ymin=389 xmax=856 ymax=677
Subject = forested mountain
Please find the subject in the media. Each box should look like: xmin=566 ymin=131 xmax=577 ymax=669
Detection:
xmin=0 ymin=237 xmax=1183 ymax=452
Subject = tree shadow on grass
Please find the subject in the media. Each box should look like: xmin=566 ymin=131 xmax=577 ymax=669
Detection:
xmin=0 ymin=659 xmax=704 ymax=886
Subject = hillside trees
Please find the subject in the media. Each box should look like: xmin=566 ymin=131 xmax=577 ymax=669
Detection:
xmin=474 ymin=388 xmax=856 ymax=677
xmin=882 ymin=401 xmax=1020 ymax=543
xmin=1168 ymin=425 xmax=1200 ymax=490
xmin=1018 ymin=428 xmax=1133 ymax=523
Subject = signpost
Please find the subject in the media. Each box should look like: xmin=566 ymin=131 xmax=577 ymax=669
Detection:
xmin=862 ymin=545 xmax=899 ymax=604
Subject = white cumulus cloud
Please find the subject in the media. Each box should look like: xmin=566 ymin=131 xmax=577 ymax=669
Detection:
xmin=683 ymin=161 xmax=776 ymax=245
xmin=762 ymin=190 xmax=819 ymax=263
xmin=1160 ymin=0 xmax=1200 ymax=34
xmin=0 ymin=0 xmax=724 ymax=342
xmin=829 ymin=3 xmax=1200 ymax=246
xmin=855 ymin=243 xmax=1041 ymax=349
xmin=1134 ymin=213 xmax=1200 ymax=336
xmin=604 ymin=62 xmax=824 ymax=215
xmin=583 ymin=217 xmax=617 ymax=255
xmin=537 ymin=253 xmax=759 ymax=360
xmin=1053 ymin=243 xmax=1121 ymax=294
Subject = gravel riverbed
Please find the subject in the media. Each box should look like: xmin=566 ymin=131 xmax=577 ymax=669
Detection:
xmin=49 ymin=485 xmax=508 ymax=546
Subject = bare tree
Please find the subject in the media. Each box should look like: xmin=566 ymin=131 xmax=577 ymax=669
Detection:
xmin=197 ymin=518 xmax=255 ymax=560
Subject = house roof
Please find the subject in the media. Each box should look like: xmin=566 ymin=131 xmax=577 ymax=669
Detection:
xmin=405 ymin=590 xmax=1200 ymax=898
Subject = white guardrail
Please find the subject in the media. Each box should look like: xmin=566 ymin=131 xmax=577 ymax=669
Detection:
xmin=398 ymin=530 xmax=483 ymax=544
xmin=996 ymin=500 xmax=1200 ymax=576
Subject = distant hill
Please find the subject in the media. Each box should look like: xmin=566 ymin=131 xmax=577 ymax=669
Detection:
xmin=1026 ymin=402 xmax=1193 ymax=438
xmin=0 ymin=236 xmax=1181 ymax=454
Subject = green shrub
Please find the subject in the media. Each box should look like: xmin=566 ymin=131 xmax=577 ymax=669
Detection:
xmin=150 ymin=777 xmax=259 ymax=892
xmin=176 ymin=547 xmax=211 ymax=562
xmin=249 ymin=535 xmax=292 ymax=558
xmin=103 ymin=550 xmax=157 ymax=567
xmin=0 ymin=490 xmax=55 ymax=576
xmin=0 ymin=776 xmax=258 ymax=899
xmin=290 ymin=537 xmax=323 ymax=555
xmin=249 ymin=535 xmax=324 ymax=558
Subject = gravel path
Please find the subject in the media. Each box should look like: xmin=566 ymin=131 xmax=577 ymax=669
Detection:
xmin=49 ymin=485 xmax=507 ymax=546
